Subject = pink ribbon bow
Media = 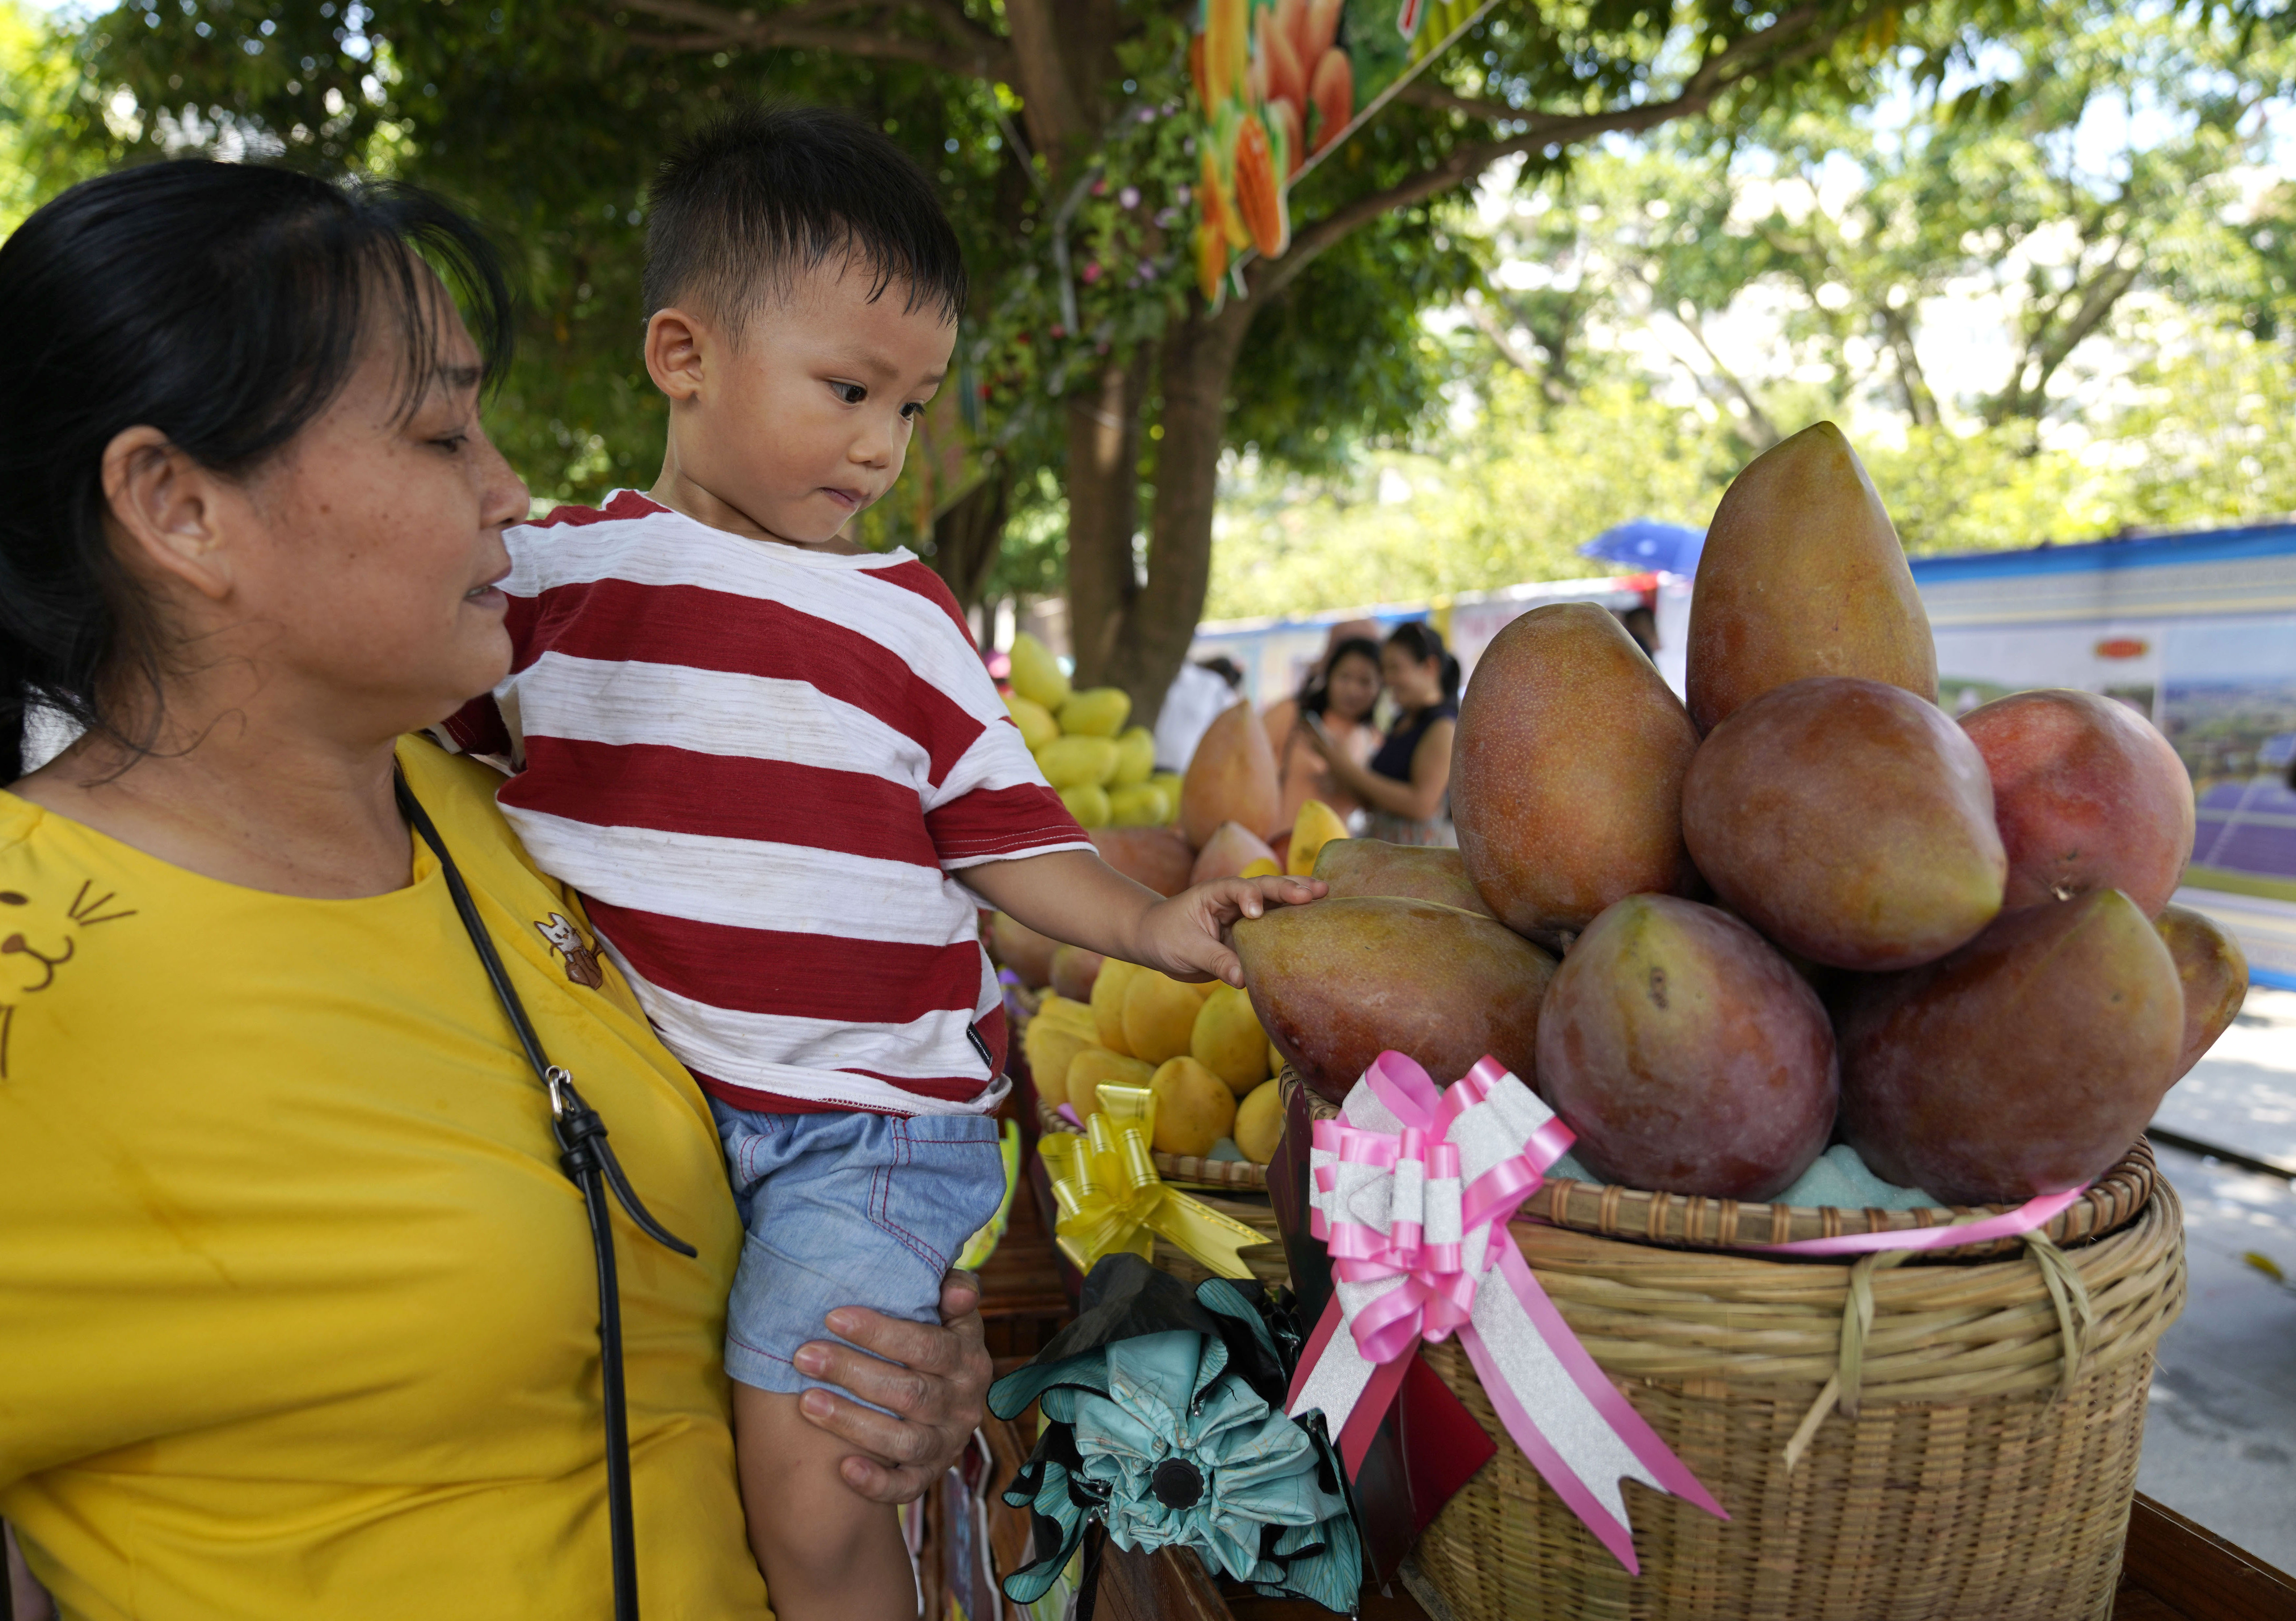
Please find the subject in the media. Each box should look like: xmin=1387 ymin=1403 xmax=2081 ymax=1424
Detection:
xmin=1286 ymin=1052 xmax=1725 ymax=1573
xmin=1311 ymin=1054 xmax=1575 ymax=1361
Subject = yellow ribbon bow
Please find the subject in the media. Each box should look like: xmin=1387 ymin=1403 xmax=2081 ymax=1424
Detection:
xmin=1039 ymin=1083 xmax=1267 ymax=1281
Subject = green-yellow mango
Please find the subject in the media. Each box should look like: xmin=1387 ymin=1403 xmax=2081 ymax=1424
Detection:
xmin=1112 ymin=726 xmax=1157 ymax=787
xmin=1008 ymin=631 xmax=1071 ymax=711
xmin=1108 ymin=783 xmax=1172 ymax=827
xmin=1037 ymin=735 xmax=1120 ymax=790
xmin=1059 ymin=784 xmax=1112 ymax=828
xmin=1059 ymin=687 xmax=1133 ymax=739
xmin=1004 ymin=693 xmax=1060 ymax=751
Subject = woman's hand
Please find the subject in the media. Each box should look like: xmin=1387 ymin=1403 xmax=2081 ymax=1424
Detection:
xmin=790 ymin=1271 xmax=994 ymax=1503
xmin=1132 ymin=873 xmax=1324 ymax=986
xmin=1301 ymin=711 xmax=1375 ymax=799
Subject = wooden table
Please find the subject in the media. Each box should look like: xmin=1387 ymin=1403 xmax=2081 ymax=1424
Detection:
xmin=1071 ymin=1505 xmax=2296 ymax=1621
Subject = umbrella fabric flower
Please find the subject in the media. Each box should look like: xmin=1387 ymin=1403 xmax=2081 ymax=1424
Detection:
xmin=991 ymin=1256 xmax=1361 ymax=1613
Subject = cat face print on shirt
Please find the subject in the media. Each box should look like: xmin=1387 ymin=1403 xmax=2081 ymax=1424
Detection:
xmin=0 ymin=880 xmax=136 ymax=1079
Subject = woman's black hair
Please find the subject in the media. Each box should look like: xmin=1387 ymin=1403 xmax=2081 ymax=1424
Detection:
xmin=1299 ymin=636 xmax=1382 ymax=721
xmin=1384 ymin=620 xmax=1461 ymax=706
xmin=0 ymin=159 xmax=514 ymax=780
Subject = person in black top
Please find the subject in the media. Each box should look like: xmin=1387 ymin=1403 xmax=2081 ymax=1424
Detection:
xmin=1300 ymin=620 xmax=1460 ymax=846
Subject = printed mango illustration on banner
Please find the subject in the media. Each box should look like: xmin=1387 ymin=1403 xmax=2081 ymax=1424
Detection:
xmin=1190 ymin=0 xmax=1492 ymax=304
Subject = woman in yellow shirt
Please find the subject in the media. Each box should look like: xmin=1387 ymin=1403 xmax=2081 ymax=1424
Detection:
xmin=0 ymin=162 xmax=989 ymax=1620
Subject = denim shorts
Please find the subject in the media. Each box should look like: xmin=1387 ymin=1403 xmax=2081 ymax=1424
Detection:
xmin=707 ymin=1099 xmax=1006 ymax=1399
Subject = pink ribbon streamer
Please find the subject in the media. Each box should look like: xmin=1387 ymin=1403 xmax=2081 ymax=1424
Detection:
xmin=1286 ymin=1051 xmax=1725 ymax=1573
xmin=1750 ymin=1186 xmax=2087 ymax=1255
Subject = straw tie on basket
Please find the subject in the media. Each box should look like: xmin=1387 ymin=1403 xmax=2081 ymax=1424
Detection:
xmin=1039 ymin=1082 xmax=1269 ymax=1280
xmin=1778 ymin=1212 xmax=2101 ymax=1471
xmin=1285 ymin=1052 xmax=1727 ymax=1574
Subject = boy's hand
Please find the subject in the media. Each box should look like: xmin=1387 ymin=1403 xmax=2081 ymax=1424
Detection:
xmin=962 ymin=848 xmax=1322 ymax=989
xmin=1132 ymin=874 xmax=1325 ymax=988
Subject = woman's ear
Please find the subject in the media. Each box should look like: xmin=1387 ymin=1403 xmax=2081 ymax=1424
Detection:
xmin=100 ymin=426 xmax=237 ymax=603
xmin=644 ymin=308 xmax=711 ymax=404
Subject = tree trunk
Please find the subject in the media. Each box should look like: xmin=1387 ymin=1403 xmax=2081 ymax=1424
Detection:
xmin=1880 ymin=306 xmax=1940 ymax=428
xmin=926 ymin=470 xmax=1011 ymax=614
xmin=1062 ymin=349 xmax=1148 ymax=683
xmin=1095 ymin=300 xmax=1256 ymax=727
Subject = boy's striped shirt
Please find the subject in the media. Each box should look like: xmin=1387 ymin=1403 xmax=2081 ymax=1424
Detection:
xmin=441 ymin=490 xmax=1088 ymax=1116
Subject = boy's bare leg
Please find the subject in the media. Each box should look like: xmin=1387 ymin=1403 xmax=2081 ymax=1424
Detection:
xmin=734 ymin=1383 xmax=916 ymax=1621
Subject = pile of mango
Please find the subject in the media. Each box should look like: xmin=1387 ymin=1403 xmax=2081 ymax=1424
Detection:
xmin=1229 ymin=422 xmax=2250 ymax=1207
xmin=1003 ymin=633 xmax=1182 ymax=831
xmin=1016 ymin=965 xmax=1288 ymax=1165
xmin=988 ymin=656 xmax=1359 ymax=1163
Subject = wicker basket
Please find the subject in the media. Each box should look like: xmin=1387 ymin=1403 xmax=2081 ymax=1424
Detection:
xmin=1278 ymin=1074 xmax=2187 ymax=1619
xmin=1411 ymin=1188 xmax=2184 ymax=1620
xmin=1034 ymin=1095 xmax=1270 ymax=1191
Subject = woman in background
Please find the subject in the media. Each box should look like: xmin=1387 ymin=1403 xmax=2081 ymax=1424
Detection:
xmin=1264 ymin=636 xmax=1383 ymax=835
xmin=1302 ymin=621 xmax=1459 ymax=847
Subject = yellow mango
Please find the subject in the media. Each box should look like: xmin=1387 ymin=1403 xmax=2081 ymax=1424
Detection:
xmin=1004 ymin=693 xmax=1060 ymax=751
xmin=1023 ymin=1018 xmax=1098 ymax=1110
xmin=1234 ymin=1078 xmax=1284 ymax=1164
xmin=1190 ymin=985 xmax=1270 ymax=1095
xmin=1059 ymin=686 xmax=1133 ymax=739
xmin=1239 ymin=857 xmax=1281 ymax=879
xmin=1091 ymin=959 xmax=1142 ymax=1053
xmin=1037 ymin=734 xmax=1120 ymax=790
xmin=1150 ymin=772 xmax=1186 ymax=822
xmin=1059 ymin=784 xmax=1112 ymax=828
xmin=1008 ymin=631 xmax=1071 ymax=711
xmin=1068 ymin=1048 xmax=1154 ymax=1122
xmin=1109 ymin=783 xmax=1172 ymax=827
xmin=1150 ymin=1056 xmax=1237 ymax=1157
xmin=1268 ymin=1040 xmax=1284 ymax=1078
xmin=1288 ymin=799 xmax=1349 ymax=877
xmin=1112 ymin=726 xmax=1157 ymax=787
xmin=1123 ymin=970 xmax=1215 ymax=1066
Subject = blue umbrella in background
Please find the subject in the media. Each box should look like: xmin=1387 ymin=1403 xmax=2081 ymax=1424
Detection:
xmin=1579 ymin=518 xmax=1706 ymax=577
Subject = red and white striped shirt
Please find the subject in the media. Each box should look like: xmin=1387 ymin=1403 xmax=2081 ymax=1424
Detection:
xmin=441 ymin=491 xmax=1089 ymax=1116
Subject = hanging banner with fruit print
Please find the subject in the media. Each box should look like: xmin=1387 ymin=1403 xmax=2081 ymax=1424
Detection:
xmin=1190 ymin=0 xmax=1498 ymax=304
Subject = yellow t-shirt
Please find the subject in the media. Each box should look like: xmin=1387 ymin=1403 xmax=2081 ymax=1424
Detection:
xmin=0 ymin=738 xmax=770 ymax=1620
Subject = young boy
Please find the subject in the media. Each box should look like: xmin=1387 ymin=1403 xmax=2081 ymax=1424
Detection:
xmin=440 ymin=105 xmax=1317 ymax=1618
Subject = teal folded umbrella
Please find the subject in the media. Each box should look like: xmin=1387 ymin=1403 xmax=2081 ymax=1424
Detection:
xmin=990 ymin=1255 xmax=1361 ymax=1615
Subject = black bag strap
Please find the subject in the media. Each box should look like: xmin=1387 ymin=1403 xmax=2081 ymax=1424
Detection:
xmin=395 ymin=771 xmax=694 ymax=1621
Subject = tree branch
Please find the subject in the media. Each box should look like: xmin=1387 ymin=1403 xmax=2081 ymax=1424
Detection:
xmin=618 ymin=0 xmax=1014 ymax=80
xmin=1671 ymin=304 xmax=1781 ymax=446
xmin=1249 ymin=6 xmax=1846 ymax=304
xmin=1465 ymin=294 xmax=1545 ymax=377
xmin=1398 ymin=5 xmax=1826 ymax=126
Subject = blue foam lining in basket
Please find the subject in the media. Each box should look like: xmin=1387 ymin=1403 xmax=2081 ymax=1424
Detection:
xmin=1544 ymin=1141 xmax=1949 ymax=1212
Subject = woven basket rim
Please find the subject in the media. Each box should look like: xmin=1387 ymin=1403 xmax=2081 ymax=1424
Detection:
xmin=1035 ymin=1094 xmax=1271 ymax=1190
xmin=1278 ymin=1069 xmax=2156 ymax=1259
